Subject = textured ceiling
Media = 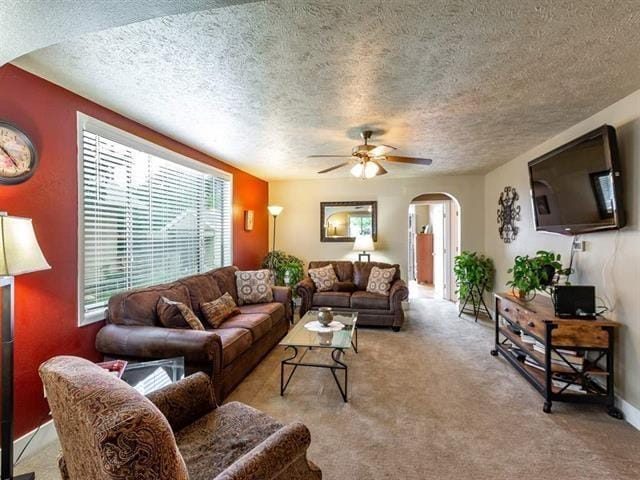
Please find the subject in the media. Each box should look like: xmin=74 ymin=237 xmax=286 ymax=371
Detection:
xmin=0 ymin=0 xmax=260 ymax=65
xmin=14 ymin=0 xmax=640 ymax=180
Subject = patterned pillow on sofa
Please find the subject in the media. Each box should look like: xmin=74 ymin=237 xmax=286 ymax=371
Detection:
xmin=201 ymin=292 xmax=241 ymax=328
xmin=235 ymin=269 xmax=274 ymax=305
xmin=366 ymin=266 xmax=396 ymax=296
xmin=308 ymin=264 xmax=338 ymax=292
xmin=157 ymin=296 xmax=205 ymax=330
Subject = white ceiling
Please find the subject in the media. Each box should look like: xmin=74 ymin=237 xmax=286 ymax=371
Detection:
xmin=0 ymin=0 xmax=259 ymax=66
xmin=13 ymin=0 xmax=640 ymax=180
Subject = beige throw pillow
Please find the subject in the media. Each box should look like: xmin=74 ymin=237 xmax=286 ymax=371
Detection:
xmin=201 ymin=292 xmax=241 ymax=328
xmin=235 ymin=269 xmax=274 ymax=305
xmin=366 ymin=266 xmax=396 ymax=296
xmin=157 ymin=296 xmax=205 ymax=330
xmin=308 ymin=264 xmax=338 ymax=292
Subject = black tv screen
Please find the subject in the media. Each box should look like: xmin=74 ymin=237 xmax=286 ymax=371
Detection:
xmin=528 ymin=125 xmax=625 ymax=235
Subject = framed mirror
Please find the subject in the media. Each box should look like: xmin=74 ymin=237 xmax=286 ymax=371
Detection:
xmin=320 ymin=201 xmax=377 ymax=242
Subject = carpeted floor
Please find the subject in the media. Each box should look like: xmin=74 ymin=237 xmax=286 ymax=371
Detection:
xmin=17 ymin=298 xmax=640 ymax=479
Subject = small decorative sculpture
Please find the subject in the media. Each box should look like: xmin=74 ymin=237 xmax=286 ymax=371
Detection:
xmin=497 ymin=186 xmax=521 ymax=243
xmin=317 ymin=307 xmax=333 ymax=326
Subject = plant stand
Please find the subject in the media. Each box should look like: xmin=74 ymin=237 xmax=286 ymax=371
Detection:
xmin=458 ymin=280 xmax=491 ymax=322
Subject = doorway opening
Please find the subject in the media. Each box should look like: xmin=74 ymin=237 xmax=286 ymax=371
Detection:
xmin=408 ymin=193 xmax=461 ymax=301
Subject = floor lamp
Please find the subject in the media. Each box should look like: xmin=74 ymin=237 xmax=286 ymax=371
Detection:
xmin=267 ymin=205 xmax=283 ymax=272
xmin=0 ymin=214 xmax=51 ymax=480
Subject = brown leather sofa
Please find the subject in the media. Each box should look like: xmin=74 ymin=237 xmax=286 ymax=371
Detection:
xmin=40 ymin=356 xmax=321 ymax=480
xmin=95 ymin=266 xmax=291 ymax=401
xmin=296 ymin=261 xmax=409 ymax=331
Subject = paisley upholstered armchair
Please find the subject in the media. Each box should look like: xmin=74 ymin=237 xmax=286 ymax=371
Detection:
xmin=39 ymin=356 xmax=321 ymax=480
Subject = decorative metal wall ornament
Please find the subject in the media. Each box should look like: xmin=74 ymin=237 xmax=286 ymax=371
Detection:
xmin=497 ymin=186 xmax=521 ymax=243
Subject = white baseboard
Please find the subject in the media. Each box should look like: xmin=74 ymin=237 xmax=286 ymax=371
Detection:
xmin=5 ymin=420 xmax=58 ymax=463
xmin=617 ymin=396 xmax=640 ymax=430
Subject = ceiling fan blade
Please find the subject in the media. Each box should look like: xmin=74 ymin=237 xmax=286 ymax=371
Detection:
xmin=375 ymin=162 xmax=388 ymax=176
xmin=369 ymin=144 xmax=396 ymax=157
xmin=308 ymin=155 xmax=353 ymax=158
xmin=385 ymin=155 xmax=433 ymax=166
xmin=318 ymin=162 xmax=349 ymax=174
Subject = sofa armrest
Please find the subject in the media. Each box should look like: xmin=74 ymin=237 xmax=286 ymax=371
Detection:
xmin=147 ymin=372 xmax=217 ymax=432
xmin=389 ymin=279 xmax=409 ymax=307
xmin=295 ymin=278 xmax=315 ymax=316
xmin=95 ymin=324 xmax=223 ymax=375
xmin=272 ymin=286 xmax=293 ymax=323
xmin=214 ymin=422 xmax=318 ymax=480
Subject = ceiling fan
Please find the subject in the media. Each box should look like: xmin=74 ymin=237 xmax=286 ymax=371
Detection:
xmin=309 ymin=130 xmax=433 ymax=179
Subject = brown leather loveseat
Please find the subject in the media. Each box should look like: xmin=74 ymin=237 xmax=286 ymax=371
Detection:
xmin=296 ymin=261 xmax=409 ymax=331
xmin=95 ymin=266 xmax=291 ymax=401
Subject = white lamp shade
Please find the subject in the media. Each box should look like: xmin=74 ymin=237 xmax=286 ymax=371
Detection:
xmin=0 ymin=215 xmax=51 ymax=276
xmin=353 ymin=235 xmax=375 ymax=252
xmin=268 ymin=205 xmax=284 ymax=217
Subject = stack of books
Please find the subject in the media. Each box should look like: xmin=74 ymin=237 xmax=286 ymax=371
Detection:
xmin=532 ymin=341 xmax=584 ymax=371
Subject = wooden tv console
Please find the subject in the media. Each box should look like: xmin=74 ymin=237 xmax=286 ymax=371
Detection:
xmin=491 ymin=292 xmax=623 ymax=418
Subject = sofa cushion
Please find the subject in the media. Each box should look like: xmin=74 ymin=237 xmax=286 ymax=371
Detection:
xmin=333 ymin=281 xmax=356 ymax=293
xmin=157 ymin=296 xmax=206 ymax=330
xmin=312 ymin=291 xmax=351 ymax=308
xmin=213 ymin=328 xmax=253 ymax=367
xmin=177 ymin=274 xmax=222 ymax=319
xmin=209 ymin=266 xmax=239 ymax=303
xmin=217 ymin=313 xmax=272 ymax=341
xmin=353 ymin=261 xmax=401 ymax=291
xmin=175 ymin=401 xmax=283 ymax=479
xmin=201 ymin=293 xmax=240 ymax=328
xmin=308 ymin=264 xmax=338 ymax=292
xmin=309 ymin=261 xmax=353 ymax=282
xmin=350 ymin=291 xmax=390 ymax=310
xmin=108 ymin=283 xmax=191 ymax=327
xmin=239 ymin=302 xmax=285 ymax=324
xmin=235 ymin=270 xmax=274 ymax=305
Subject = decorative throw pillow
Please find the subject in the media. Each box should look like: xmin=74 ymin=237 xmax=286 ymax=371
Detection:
xmin=366 ymin=266 xmax=396 ymax=296
xmin=235 ymin=269 xmax=274 ymax=305
xmin=157 ymin=296 xmax=205 ymax=330
xmin=308 ymin=264 xmax=338 ymax=292
xmin=333 ymin=281 xmax=356 ymax=293
xmin=201 ymin=292 xmax=241 ymax=328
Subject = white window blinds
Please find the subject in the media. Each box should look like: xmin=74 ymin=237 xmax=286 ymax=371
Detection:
xmin=79 ymin=116 xmax=232 ymax=324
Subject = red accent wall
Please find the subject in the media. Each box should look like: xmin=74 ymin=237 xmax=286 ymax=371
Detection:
xmin=0 ymin=64 xmax=269 ymax=437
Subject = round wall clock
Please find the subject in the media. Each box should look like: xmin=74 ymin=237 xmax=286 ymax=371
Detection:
xmin=497 ymin=186 xmax=521 ymax=243
xmin=0 ymin=121 xmax=38 ymax=185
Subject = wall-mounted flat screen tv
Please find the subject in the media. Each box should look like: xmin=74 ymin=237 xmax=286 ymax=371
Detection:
xmin=528 ymin=125 xmax=625 ymax=235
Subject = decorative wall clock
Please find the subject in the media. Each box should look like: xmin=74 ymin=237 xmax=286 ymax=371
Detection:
xmin=0 ymin=121 xmax=38 ymax=185
xmin=497 ymin=186 xmax=520 ymax=243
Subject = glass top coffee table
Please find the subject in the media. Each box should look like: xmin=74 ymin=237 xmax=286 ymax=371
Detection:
xmin=279 ymin=310 xmax=358 ymax=402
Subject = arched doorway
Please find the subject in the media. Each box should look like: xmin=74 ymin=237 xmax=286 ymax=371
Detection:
xmin=408 ymin=193 xmax=461 ymax=300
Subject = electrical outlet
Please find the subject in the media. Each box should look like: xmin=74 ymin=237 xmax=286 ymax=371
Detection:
xmin=572 ymin=240 xmax=586 ymax=251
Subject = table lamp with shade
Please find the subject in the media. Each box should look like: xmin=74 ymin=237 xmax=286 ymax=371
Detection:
xmin=353 ymin=235 xmax=374 ymax=262
xmin=0 ymin=214 xmax=50 ymax=480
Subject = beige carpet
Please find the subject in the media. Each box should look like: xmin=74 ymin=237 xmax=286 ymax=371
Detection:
xmin=17 ymin=298 xmax=640 ymax=479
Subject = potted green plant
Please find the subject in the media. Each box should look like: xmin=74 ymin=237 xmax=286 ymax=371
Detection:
xmin=506 ymin=250 xmax=571 ymax=300
xmin=261 ymin=251 xmax=304 ymax=293
xmin=453 ymin=251 xmax=494 ymax=311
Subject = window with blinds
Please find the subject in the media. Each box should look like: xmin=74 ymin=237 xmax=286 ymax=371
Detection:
xmin=79 ymin=115 xmax=232 ymax=324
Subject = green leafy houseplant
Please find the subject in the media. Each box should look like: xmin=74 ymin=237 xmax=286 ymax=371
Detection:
xmin=506 ymin=250 xmax=571 ymax=300
xmin=261 ymin=251 xmax=304 ymax=291
xmin=453 ymin=251 xmax=494 ymax=306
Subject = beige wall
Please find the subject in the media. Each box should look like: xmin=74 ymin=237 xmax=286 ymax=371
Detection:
xmin=484 ymin=88 xmax=640 ymax=420
xmin=269 ymin=175 xmax=485 ymax=281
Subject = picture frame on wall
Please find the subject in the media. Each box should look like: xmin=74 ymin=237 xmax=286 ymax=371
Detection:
xmin=244 ymin=210 xmax=254 ymax=231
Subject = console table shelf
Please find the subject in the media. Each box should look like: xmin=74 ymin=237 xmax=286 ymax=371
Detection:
xmin=491 ymin=292 xmax=622 ymax=417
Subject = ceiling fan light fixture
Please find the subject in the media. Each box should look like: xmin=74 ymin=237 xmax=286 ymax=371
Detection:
xmin=364 ymin=160 xmax=380 ymax=178
xmin=350 ymin=162 xmax=364 ymax=178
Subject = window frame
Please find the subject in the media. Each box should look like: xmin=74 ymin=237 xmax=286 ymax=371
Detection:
xmin=76 ymin=112 xmax=233 ymax=326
